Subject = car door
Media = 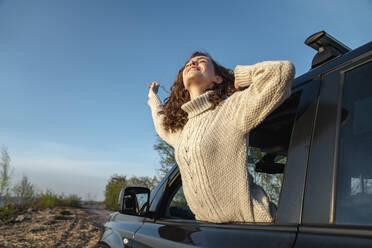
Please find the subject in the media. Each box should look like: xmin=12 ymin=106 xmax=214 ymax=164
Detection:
xmin=102 ymin=213 xmax=145 ymax=248
xmin=295 ymin=42 xmax=372 ymax=247
xmin=132 ymin=80 xmax=321 ymax=248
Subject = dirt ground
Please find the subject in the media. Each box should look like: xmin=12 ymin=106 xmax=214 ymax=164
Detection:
xmin=0 ymin=205 xmax=112 ymax=248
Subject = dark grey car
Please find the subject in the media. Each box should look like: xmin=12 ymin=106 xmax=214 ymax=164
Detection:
xmin=97 ymin=31 xmax=372 ymax=248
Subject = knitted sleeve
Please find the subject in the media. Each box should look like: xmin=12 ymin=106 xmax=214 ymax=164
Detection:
xmin=225 ymin=61 xmax=295 ymax=134
xmin=148 ymin=94 xmax=180 ymax=148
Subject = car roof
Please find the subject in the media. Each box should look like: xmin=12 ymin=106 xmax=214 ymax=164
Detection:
xmin=292 ymin=41 xmax=372 ymax=89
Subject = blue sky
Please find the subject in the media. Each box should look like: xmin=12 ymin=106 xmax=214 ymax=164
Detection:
xmin=0 ymin=0 xmax=371 ymax=201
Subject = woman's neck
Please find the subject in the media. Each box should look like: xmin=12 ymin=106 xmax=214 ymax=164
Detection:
xmin=189 ymin=88 xmax=205 ymax=100
xmin=188 ymin=86 xmax=213 ymax=100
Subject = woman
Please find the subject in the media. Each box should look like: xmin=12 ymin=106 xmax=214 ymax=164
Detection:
xmin=148 ymin=52 xmax=295 ymax=223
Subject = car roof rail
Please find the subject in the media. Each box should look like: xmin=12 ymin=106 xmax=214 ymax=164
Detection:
xmin=305 ymin=31 xmax=351 ymax=69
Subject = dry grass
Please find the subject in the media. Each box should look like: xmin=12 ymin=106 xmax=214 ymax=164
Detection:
xmin=0 ymin=207 xmax=106 ymax=248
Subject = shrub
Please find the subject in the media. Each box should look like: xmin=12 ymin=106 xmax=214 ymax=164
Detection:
xmin=12 ymin=175 xmax=36 ymax=209
xmin=59 ymin=210 xmax=71 ymax=215
xmin=0 ymin=203 xmax=20 ymax=224
xmin=0 ymin=147 xmax=12 ymax=206
xmin=62 ymin=194 xmax=81 ymax=208
xmin=33 ymin=191 xmax=83 ymax=209
xmin=34 ymin=190 xmax=61 ymax=209
xmin=85 ymin=199 xmax=96 ymax=205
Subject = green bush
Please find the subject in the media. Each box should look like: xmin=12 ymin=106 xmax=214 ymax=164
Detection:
xmin=85 ymin=199 xmax=97 ymax=205
xmin=59 ymin=209 xmax=71 ymax=215
xmin=33 ymin=191 xmax=82 ymax=209
xmin=62 ymin=194 xmax=81 ymax=208
xmin=34 ymin=190 xmax=61 ymax=209
xmin=0 ymin=203 xmax=20 ymax=224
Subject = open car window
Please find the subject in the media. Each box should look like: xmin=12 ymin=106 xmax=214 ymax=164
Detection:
xmin=248 ymin=91 xmax=301 ymax=208
xmin=164 ymin=92 xmax=302 ymax=222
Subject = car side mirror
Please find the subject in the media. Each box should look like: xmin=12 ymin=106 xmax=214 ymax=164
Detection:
xmin=118 ymin=187 xmax=150 ymax=216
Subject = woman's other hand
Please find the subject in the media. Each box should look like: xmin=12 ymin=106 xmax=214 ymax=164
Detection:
xmin=148 ymin=81 xmax=160 ymax=98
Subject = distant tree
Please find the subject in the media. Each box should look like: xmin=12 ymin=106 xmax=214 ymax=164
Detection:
xmin=153 ymin=136 xmax=175 ymax=179
xmin=104 ymin=174 xmax=160 ymax=211
xmin=128 ymin=175 xmax=159 ymax=190
xmin=104 ymin=174 xmax=128 ymax=211
xmin=12 ymin=175 xmax=35 ymax=208
xmin=0 ymin=146 xmax=12 ymax=204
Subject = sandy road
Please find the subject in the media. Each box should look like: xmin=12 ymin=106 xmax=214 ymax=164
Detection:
xmin=82 ymin=205 xmax=113 ymax=225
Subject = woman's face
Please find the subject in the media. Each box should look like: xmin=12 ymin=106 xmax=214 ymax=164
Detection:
xmin=182 ymin=55 xmax=222 ymax=91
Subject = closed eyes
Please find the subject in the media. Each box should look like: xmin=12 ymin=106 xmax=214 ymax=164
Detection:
xmin=185 ymin=58 xmax=208 ymax=67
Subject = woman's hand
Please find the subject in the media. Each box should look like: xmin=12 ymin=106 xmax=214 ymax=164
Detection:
xmin=148 ymin=81 xmax=160 ymax=98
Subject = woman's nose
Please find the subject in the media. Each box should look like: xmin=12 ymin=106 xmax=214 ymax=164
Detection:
xmin=190 ymin=60 xmax=197 ymax=65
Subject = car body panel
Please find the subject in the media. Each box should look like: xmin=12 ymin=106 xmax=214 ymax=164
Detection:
xmin=134 ymin=220 xmax=297 ymax=248
xmin=102 ymin=214 xmax=145 ymax=248
xmin=295 ymin=225 xmax=372 ymax=248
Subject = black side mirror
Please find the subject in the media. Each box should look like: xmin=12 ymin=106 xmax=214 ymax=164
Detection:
xmin=118 ymin=187 xmax=150 ymax=216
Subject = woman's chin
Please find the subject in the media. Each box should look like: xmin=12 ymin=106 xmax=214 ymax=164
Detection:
xmin=185 ymin=74 xmax=205 ymax=86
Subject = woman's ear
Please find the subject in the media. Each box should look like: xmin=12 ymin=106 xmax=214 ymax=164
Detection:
xmin=215 ymin=75 xmax=223 ymax=85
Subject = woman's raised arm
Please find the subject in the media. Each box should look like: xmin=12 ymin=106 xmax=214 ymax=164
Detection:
xmin=148 ymin=82 xmax=180 ymax=148
xmin=224 ymin=61 xmax=295 ymax=134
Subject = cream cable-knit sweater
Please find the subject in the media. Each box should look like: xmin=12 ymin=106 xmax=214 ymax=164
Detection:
xmin=148 ymin=61 xmax=295 ymax=223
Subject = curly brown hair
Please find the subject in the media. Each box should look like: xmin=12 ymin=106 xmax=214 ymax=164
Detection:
xmin=161 ymin=52 xmax=237 ymax=132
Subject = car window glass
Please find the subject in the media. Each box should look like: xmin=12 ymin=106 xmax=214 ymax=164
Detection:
xmin=168 ymin=185 xmax=195 ymax=220
xmin=336 ymin=61 xmax=372 ymax=225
